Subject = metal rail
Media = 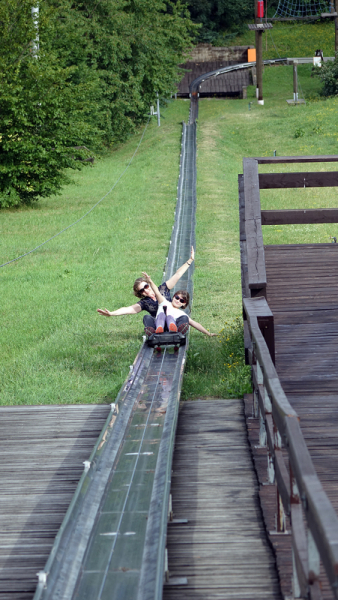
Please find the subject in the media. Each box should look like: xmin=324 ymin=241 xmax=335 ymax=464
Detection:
xmin=32 ymin=56 xmax=314 ymax=600
xmin=33 ymin=102 xmax=197 ymax=600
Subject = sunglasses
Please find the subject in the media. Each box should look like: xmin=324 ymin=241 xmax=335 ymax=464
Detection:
xmin=140 ymin=283 xmax=150 ymax=293
xmin=174 ymin=295 xmax=186 ymax=304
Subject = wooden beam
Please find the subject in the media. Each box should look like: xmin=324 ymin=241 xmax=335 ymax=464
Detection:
xmin=259 ymin=171 xmax=338 ymax=189
xmin=243 ymin=158 xmax=267 ymax=290
xmin=286 ymin=416 xmax=338 ymax=590
xmin=270 ymin=15 xmax=323 ymax=20
xmin=254 ymin=155 xmax=338 ymax=164
xmin=239 ymin=174 xmax=250 ymax=300
xmin=291 ymin=503 xmax=309 ymax=597
xmin=261 ymin=208 xmax=338 ymax=225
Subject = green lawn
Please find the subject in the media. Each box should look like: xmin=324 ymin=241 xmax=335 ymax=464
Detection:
xmin=0 ymin=101 xmax=191 ymax=404
xmin=182 ymin=62 xmax=338 ymax=398
xmin=1 ymin=56 xmax=338 ymax=404
xmin=230 ymin=20 xmax=335 ymax=60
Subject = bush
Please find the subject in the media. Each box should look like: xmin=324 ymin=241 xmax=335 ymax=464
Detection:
xmin=315 ymin=55 xmax=338 ymax=96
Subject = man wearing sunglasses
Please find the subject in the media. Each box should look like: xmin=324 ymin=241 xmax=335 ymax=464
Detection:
xmin=97 ymin=247 xmax=195 ymax=336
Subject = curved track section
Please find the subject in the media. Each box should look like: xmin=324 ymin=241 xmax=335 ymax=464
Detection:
xmin=189 ymin=58 xmax=287 ymax=124
xmin=33 ymin=119 xmax=196 ymax=600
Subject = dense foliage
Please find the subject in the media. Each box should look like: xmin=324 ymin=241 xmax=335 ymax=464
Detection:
xmin=315 ymin=54 xmax=338 ymax=96
xmin=184 ymin=0 xmax=254 ymax=42
xmin=0 ymin=0 xmax=196 ymax=207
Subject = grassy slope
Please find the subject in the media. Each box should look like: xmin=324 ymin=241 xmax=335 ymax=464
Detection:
xmin=0 ymin=101 xmax=190 ymax=405
xmin=231 ymin=20 xmax=335 ymax=60
xmin=2 ymin=34 xmax=338 ymax=404
xmin=182 ymin=61 xmax=338 ymax=398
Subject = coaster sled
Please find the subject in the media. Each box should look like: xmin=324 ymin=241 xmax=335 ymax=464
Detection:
xmin=146 ymin=332 xmax=186 ymax=348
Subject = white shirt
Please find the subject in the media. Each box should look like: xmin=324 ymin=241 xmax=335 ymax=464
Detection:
xmin=157 ymin=300 xmax=186 ymax=320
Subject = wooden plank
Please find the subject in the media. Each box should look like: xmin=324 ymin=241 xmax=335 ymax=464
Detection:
xmin=286 ymin=417 xmax=338 ymax=590
xmin=275 ymin=449 xmax=290 ymax=514
xmin=259 ymin=171 xmax=338 ymax=189
xmin=164 ymin=399 xmax=282 ymax=600
xmin=291 ymin=503 xmax=309 ymax=598
xmin=262 ymin=208 xmax=338 ymax=225
xmin=255 ymin=155 xmax=338 ymax=164
xmin=239 ymin=174 xmax=250 ymax=300
xmin=243 ymin=158 xmax=267 ymax=291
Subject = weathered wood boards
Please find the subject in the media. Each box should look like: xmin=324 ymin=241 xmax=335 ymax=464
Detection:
xmin=163 ymin=399 xmax=282 ymax=600
xmin=240 ymin=153 xmax=338 ymax=600
xmin=254 ymin=155 xmax=338 ymax=164
xmin=264 ymin=243 xmax=338 ymax=599
xmin=243 ymin=158 xmax=267 ymax=294
xmin=259 ymin=171 xmax=338 ymax=189
xmin=262 ymin=208 xmax=338 ymax=225
xmin=0 ymin=405 xmax=110 ymax=600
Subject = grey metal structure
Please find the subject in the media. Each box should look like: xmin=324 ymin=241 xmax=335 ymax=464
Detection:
xmin=33 ymin=123 xmax=196 ymax=600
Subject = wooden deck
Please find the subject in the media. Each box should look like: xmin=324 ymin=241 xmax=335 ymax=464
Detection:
xmin=164 ymin=399 xmax=282 ymax=600
xmin=265 ymin=243 xmax=338 ymax=519
xmin=0 ymin=405 xmax=110 ymax=599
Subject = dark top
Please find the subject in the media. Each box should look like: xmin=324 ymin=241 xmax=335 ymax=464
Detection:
xmin=137 ymin=282 xmax=171 ymax=317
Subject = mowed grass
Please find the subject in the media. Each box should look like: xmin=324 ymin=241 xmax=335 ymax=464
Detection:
xmin=0 ymin=101 xmax=190 ymax=405
xmin=2 ymin=56 xmax=338 ymax=405
xmin=231 ymin=20 xmax=335 ymax=60
xmin=181 ymin=61 xmax=338 ymax=399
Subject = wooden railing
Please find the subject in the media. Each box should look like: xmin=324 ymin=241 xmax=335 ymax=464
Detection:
xmin=244 ymin=297 xmax=338 ymax=599
xmin=240 ymin=155 xmax=338 ymax=599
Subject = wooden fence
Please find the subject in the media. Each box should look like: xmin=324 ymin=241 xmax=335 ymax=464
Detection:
xmin=240 ymin=155 xmax=338 ymax=599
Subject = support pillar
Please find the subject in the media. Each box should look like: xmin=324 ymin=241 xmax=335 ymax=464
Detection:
xmin=256 ymin=30 xmax=264 ymax=104
xmin=335 ymin=0 xmax=338 ymax=52
xmin=293 ymin=60 xmax=298 ymax=102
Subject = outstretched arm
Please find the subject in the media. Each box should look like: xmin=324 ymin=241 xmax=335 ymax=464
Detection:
xmin=97 ymin=304 xmax=141 ymax=317
xmin=142 ymin=272 xmax=165 ymax=304
xmin=166 ymin=246 xmax=194 ymax=290
xmin=189 ymin=317 xmax=218 ymax=337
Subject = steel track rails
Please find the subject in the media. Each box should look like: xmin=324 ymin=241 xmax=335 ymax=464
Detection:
xmin=33 ymin=116 xmax=197 ymax=600
xmin=31 ymin=56 xmax=292 ymax=600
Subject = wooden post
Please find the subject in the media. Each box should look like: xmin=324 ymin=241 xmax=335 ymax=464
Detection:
xmin=293 ymin=61 xmax=298 ymax=101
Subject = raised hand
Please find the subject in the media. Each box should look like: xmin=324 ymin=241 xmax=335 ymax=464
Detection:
xmin=97 ymin=308 xmax=112 ymax=317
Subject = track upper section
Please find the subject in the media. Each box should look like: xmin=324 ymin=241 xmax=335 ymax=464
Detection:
xmin=34 ymin=122 xmax=197 ymax=600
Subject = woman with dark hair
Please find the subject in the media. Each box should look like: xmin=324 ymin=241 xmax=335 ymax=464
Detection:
xmin=97 ymin=247 xmax=195 ymax=335
xmin=141 ymin=272 xmax=217 ymax=337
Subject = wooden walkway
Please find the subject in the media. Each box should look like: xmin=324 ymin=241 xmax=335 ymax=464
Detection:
xmin=163 ymin=399 xmax=282 ymax=600
xmin=265 ymin=243 xmax=338 ymax=524
xmin=246 ymin=242 xmax=338 ymax=600
xmin=0 ymin=405 xmax=110 ymax=600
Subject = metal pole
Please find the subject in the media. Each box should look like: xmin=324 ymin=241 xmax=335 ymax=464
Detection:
xmin=257 ymin=31 xmax=264 ymax=104
xmin=157 ymin=94 xmax=160 ymax=127
xmin=31 ymin=5 xmax=39 ymax=58
xmin=293 ymin=60 xmax=298 ymax=101
xmin=335 ymin=0 xmax=338 ymax=53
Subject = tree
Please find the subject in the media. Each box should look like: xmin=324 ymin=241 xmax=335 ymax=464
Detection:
xmin=0 ymin=0 xmax=102 ymax=207
xmin=183 ymin=0 xmax=253 ymax=42
xmin=0 ymin=0 xmax=196 ymax=208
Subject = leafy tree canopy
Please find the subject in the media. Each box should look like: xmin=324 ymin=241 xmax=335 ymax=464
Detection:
xmin=184 ymin=0 xmax=254 ymax=43
xmin=0 ymin=0 xmax=196 ymax=207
